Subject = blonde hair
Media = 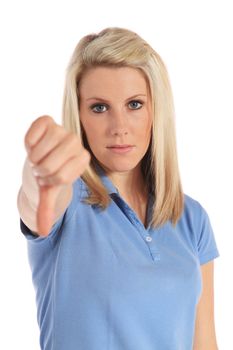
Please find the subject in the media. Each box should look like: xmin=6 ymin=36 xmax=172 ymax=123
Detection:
xmin=61 ymin=26 xmax=184 ymax=229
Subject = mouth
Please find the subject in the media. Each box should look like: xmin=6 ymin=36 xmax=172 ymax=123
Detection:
xmin=106 ymin=145 xmax=135 ymax=154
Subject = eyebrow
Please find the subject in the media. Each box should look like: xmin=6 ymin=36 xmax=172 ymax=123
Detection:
xmin=86 ymin=94 xmax=147 ymax=102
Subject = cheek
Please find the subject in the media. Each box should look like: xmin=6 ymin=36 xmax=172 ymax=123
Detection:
xmin=137 ymin=116 xmax=152 ymax=138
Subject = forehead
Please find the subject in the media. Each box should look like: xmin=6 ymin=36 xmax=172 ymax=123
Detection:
xmin=78 ymin=66 xmax=148 ymax=97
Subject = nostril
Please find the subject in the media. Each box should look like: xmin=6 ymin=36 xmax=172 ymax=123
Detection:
xmin=111 ymin=130 xmax=128 ymax=136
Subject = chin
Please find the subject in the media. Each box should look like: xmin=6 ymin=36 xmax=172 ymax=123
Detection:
xmin=98 ymin=158 xmax=141 ymax=173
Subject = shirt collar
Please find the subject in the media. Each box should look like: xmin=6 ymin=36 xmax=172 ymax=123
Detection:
xmin=93 ymin=161 xmax=120 ymax=195
xmin=92 ymin=160 xmax=155 ymax=227
xmin=93 ymin=160 xmax=154 ymax=203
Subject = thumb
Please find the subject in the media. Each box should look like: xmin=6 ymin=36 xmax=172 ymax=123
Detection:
xmin=37 ymin=185 xmax=60 ymax=236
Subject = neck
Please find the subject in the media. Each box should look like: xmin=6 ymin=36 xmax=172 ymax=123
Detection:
xmin=105 ymin=163 xmax=147 ymax=200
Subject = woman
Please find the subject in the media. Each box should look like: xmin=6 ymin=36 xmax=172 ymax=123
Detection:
xmin=17 ymin=27 xmax=220 ymax=349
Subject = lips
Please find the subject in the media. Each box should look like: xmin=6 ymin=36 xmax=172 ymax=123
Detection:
xmin=106 ymin=145 xmax=134 ymax=154
xmin=107 ymin=145 xmax=133 ymax=148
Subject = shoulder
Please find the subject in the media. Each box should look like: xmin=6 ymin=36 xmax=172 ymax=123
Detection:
xmin=182 ymin=193 xmax=209 ymax=223
xmin=179 ymin=193 xmax=214 ymax=245
xmin=183 ymin=194 xmax=220 ymax=266
xmin=183 ymin=193 xmax=204 ymax=212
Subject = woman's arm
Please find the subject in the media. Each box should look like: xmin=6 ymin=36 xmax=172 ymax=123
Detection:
xmin=17 ymin=116 xmax=90 ymax=236
xmin=193 ymin=260 xmax=219 ymax=350
xmin=17 ymin=156 xmax=73 ymax=235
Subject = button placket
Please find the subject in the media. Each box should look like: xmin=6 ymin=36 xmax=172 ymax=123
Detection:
xmin=113 ymin=194 xmax=161 ymax=262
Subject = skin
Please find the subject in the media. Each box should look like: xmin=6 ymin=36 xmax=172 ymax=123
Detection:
xmin=193 ymin=261 xmax=219 ymax=349
xmin=78 ymin=66 xmax=153 ymax=216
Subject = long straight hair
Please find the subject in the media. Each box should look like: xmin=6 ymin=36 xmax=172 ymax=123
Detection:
xmin=61 ymin=27 xmax=184 ymax=229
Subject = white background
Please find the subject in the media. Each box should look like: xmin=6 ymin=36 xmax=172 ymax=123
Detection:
xmin=0 ymin=0 xmax=232 ymax=348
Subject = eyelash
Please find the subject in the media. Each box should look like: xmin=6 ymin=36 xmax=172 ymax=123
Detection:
xmin=90 ymin=100 xmax=144 ymax=113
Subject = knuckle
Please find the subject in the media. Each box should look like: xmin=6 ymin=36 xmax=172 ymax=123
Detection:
xmin=25 ymin=115 xmax=54 ymax=147
xmin=52 ymin=123 xmax=64 ymax=134
xmin=38 ymin=115 xmax=54 ymax=123
xmin=48 ymin=124 xmax=66 ymax=141
xmin=31 ymin=115 xmax=54 ymax=130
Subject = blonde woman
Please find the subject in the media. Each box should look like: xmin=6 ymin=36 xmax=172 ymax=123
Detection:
xmin=17 ymin=27 xmax=220 ymax=349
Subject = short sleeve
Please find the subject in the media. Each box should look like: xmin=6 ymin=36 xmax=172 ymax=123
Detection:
xmin=20 ymin=211 xmax=65 ymax=243
xmin=19 ymin=177 xmax=83 ymax=246
xmin=196 ymin=204 xmax=220 ymax=265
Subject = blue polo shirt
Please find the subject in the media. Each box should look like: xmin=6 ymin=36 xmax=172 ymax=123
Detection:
xmin=20 ymin=164 xmax=220 ymax=350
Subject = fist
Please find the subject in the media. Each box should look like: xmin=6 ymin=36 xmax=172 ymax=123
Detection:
xmin=24 ymin=115 xmax=91 ymax=236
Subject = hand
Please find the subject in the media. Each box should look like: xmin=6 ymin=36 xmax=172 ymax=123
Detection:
xmin=24 ymin=115 xmax=91 ymax=236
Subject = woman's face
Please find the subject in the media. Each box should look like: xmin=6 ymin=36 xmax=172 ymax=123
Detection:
xmin=78 ymin=66 xmax=152 ymax=174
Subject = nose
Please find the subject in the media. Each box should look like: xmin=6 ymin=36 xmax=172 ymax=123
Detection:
xmin=109 ymin=109 xmax=129 ymax=136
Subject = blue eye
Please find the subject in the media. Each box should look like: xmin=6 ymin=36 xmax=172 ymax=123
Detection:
xmin=128 ymin=100 xmax=143 ymax=109
xmin=91 ymin=104 xmax=108 ymax=113
xmin=90 ymin=100 xmax=143 ymax=114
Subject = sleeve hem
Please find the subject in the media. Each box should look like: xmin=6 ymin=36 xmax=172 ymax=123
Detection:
xmin=19 ymin=178 xmax=83 ymax=244
xmin=20 ymin=213 xmax=65 ymax=244
xmin=199 ymin=249 xmax=220 ymax=265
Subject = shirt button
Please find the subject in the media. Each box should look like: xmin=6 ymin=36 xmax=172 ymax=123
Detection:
xmin=146 ymin=236 xmax=152 ymax=242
